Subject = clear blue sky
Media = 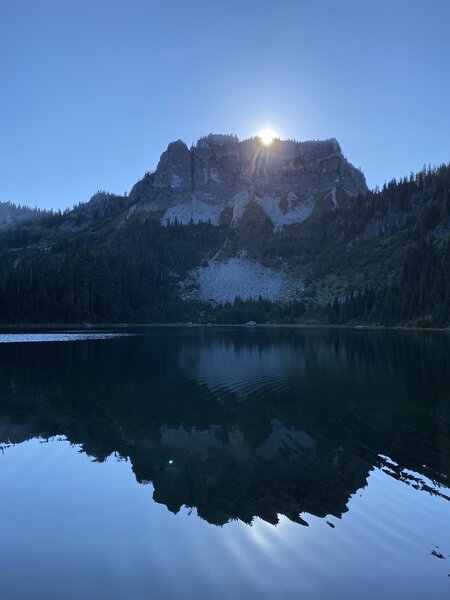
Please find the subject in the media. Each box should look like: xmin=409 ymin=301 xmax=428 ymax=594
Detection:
xmin=1 ymin=0 xmax=449 ymax=210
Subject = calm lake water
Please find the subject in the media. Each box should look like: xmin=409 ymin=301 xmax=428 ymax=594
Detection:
xmin=0 ymin=327 xmax=449 ymax=599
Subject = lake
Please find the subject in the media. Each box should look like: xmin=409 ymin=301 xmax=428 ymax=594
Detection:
xmin=0 ymin=326 xmax=448 ymax=599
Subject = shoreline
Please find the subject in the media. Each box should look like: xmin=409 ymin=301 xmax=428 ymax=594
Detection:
xmin=0 ymin=322 xmax=448 ymax=333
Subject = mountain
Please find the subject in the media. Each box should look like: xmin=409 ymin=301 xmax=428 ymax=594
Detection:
xmin=0 ymin=134 xmax=449 ymax=326
xmin=124 ymin=134 xmax=367 ymax=304
xmin=128 ymin=134 xmax=367 ymax=230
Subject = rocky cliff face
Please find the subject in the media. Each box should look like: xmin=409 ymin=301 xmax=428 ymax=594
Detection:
xmin=129 ymin=134 xmax=367 ymax=231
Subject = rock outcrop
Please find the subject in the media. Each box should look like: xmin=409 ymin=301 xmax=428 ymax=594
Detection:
xmin=129 ymin=134 xmax=367 ymax=231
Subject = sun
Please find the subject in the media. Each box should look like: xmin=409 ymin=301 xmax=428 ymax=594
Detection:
xmin=257 ymin=127 xmax=277 ymax=146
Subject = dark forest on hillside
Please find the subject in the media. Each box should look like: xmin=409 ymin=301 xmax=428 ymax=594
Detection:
xmin=0 ymin=164 xmax=449 ymax=327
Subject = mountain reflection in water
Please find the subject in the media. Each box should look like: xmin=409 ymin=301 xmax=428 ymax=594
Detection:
xmin=0 ymin=327 xmax=448 ymax=527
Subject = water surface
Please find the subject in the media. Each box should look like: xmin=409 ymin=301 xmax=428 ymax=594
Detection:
xmin=0 ymin=327 xmax=449 ymax=599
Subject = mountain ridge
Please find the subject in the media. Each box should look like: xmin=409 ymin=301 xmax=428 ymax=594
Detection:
xmin=127 ymin=134 xmax=367 ymax=230
xmin=0 ymin=136 xmax=448 ymax=326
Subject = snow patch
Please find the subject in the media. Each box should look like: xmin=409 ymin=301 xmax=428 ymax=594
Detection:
xmin=331 ymin=187 xmax=337 ymax=207
xmin=170 ymin=174 xmax=183 ymax=188
xmin=161 ymin=200 xmax=224 ymax=225
xmin=230 ymin=191 xmax=251 ymax=226
xmin=323 ymin=187 xmax=338 ymax=208
xmin=255 ymin=193 xmax=315 ymax=232
xmin=228 ymin=191 xmax=314 ymax=231
xmin=155 ymin=190 xmax=316 ymax=230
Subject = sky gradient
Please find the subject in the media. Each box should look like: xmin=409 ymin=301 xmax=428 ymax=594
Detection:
xmin=1 ymin=0 xmax=449 ymax=210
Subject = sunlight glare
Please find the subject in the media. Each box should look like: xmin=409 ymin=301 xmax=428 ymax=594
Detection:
xmin=257 ymin=128 xmax=277 ymax=146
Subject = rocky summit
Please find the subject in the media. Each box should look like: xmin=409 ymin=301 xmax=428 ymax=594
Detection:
xmin=128 ymin=134 xmax=367 ymax=231
xmin=115 ymin=134 xmax=368 ymax=304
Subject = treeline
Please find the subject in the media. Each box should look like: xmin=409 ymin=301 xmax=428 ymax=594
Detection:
xmin=0 ymin=163 xmax=449 ymax=326
xmin=326 ymin=239 xmax=450 ymax=327
xmin=213 ymin=239 xmax=450 ymax=327
xmin=0 ymin=219 xmax=226 ymax=323
xmin=263 ymin=162 xmax=450 ymax=279
xmin=212 ymin=297 xmax=307 ymax=324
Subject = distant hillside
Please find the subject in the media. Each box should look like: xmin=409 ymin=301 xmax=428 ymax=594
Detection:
xmin=0 ymin=201 xmax=49 ymax=229
xmin=0 ymin=135 xmax=449 ymax=327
